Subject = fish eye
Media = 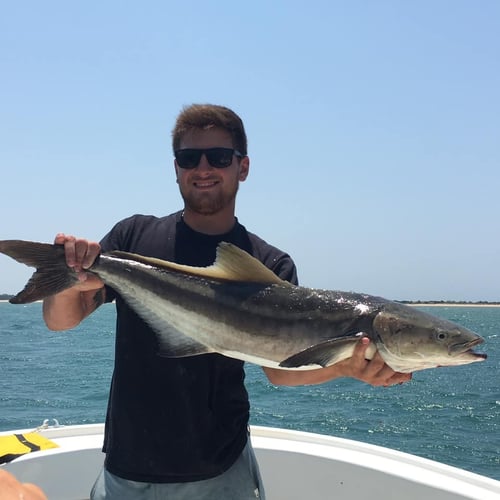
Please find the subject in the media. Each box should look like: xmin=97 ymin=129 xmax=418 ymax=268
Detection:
xmin=436 ymin=331 xmax=448 ymax=341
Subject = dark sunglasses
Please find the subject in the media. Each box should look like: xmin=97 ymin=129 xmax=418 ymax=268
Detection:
xmin=174 ymin=148 xmax=243 ymax=169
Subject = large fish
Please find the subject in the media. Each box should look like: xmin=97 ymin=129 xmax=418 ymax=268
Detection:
xmin=0 ymin=239 xmax=486 ymax=373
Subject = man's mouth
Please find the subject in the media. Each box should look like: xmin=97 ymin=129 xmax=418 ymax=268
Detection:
xmin=194 ymin=180 xmax=219 ymax=188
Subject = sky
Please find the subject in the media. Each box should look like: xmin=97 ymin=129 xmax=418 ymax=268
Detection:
xmin=0 ymin=1 xmax=499 ymax=301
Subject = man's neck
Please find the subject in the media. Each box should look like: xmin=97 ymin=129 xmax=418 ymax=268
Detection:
xmin=182 ymin=208 xmax=236 ymax=235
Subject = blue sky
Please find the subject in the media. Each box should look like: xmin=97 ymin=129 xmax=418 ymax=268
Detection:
xmin=1 ymin=1 xmax=499 ymax=301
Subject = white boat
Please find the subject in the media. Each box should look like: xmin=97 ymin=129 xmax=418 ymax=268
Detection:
xmin=2 ymin=422 xmax=500 ymax=499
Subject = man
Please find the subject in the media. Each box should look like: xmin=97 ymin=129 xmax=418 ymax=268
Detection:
xmin=43 ymin=104 xmax=411 ymax=499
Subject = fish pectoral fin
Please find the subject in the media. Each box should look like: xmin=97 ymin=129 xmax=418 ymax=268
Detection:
xmin=109 ymin=243 xmax=291 ymax=286
xmin=155 ymin=328 xmax=214 ymax=358
xmin=279 ymin=337 xmax=361 ymax=368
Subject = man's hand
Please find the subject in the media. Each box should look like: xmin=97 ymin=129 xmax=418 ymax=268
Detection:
xmin=43 ymin=234 xmax=105 ymax=331
xmin=54 ymin=233 xmax=103 ymax=291
xmin=339 ymin=337 xmax=412 ymax=387
xmin=263 ymin=337 xmax=412 ymax=387
xmin=0 ymin=470 xmax=47 ymax=500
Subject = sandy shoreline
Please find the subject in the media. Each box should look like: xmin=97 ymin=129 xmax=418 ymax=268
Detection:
xmin=408 ymin=303 xmax=500 ymax=308
xmin=1 ymin=299 xmax=499 ymax=307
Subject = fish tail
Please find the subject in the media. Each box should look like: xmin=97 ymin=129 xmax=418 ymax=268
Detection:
xmin=0 ymin=240 xmax=78 ymax=304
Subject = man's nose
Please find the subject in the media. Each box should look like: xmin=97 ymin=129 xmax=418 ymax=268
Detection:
xmin=196 ymin=153 xmax=213 ymax=170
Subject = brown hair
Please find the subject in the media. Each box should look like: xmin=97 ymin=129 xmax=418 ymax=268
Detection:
xmin=172 ymin=104 xmax=248 ymax=155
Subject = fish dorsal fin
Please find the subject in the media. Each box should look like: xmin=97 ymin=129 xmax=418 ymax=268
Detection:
xmin=211 ymin=242 xmax=290 ymax=285
xmin=108 ymin=242 xmax=291 ymax=286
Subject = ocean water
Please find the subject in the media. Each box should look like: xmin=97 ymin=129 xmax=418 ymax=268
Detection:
xmin=0 ymin=302 xmax=499 ymax=481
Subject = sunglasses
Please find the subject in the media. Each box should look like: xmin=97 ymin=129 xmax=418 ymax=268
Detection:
xmin=174 ymin=148 xmax=243 ymax=169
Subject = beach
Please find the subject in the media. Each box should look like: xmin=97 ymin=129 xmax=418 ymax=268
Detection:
xmin=408 ymin=303 xmax=500 ymax=307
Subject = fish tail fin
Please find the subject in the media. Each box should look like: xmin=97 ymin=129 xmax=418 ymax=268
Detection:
xmin=0 ymin=240 xmax=78 ymax=304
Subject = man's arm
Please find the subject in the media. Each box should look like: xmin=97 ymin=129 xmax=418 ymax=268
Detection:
xmin=263 ymin=337 xmax=412 ymax=387
xmin=43 ymin=234 xmax=105 ymax=331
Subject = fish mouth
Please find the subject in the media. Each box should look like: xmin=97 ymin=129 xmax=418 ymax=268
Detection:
xmin=449 ymin=337 xmax=487 ymax=359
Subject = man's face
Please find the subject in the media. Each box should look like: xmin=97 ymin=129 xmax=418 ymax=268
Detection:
xmin=175 ymin=128 xmax=249 ymax=216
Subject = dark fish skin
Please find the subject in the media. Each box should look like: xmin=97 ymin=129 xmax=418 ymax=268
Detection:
xmin=0 ymin=239 xmax=487 ymax=373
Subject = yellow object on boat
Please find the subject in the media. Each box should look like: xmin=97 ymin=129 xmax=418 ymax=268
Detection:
xmin=0 ymin=432 xmax=59 ymax=464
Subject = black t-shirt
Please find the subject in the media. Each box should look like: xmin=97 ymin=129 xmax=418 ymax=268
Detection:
xmin=99 ymin=211 xmax=298 ymax=483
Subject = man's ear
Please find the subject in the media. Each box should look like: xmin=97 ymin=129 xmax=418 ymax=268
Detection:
xmin=239 ymin=156 xmax=250 ymax=181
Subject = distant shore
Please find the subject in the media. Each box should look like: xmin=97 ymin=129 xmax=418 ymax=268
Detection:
xmin=407 ymin=303 xmax=500 ymax=308
xmin=1 ymin=299 xmax=499 ymax=307
xmin=0 ymin=299 xmax=41 ymax=303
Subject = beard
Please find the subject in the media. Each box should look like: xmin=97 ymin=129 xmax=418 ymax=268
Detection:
xmin=179 ymin=182 xmax=239 ymax=216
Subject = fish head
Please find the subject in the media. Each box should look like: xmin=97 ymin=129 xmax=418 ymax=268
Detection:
xmin=372 ymin=304 xmax=487 ymax=373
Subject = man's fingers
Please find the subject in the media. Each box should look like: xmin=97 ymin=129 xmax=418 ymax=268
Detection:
xmin=351 ymin=336 xmax=370 ymax=363
xmin=385 ymin=372 xmax=413 ymax=386
xmin=350 ymin=338 xmax=413 ymax=387
xmin=60 ymin=235 xmax=78 ymax=268
xmin=52 ymin=234 xmax=100 ymax=272
xmin=74 ymin=239 xmax=88 ymax=267
xmin=53 ymin=233 xmax=67 ymax=245
xmin=82 ymin=241 xmax=101 ymax=269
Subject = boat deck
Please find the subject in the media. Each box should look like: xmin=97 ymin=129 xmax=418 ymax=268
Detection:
xmin=2 ymin=424 xmax=500 ymax=499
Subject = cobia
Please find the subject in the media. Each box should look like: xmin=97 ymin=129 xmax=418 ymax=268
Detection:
xmin=0 ymin=239 xmax=486 ymax=373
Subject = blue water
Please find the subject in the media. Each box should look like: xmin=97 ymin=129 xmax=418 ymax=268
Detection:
xmin=0 ymin=303 xmax=499 ymax=480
